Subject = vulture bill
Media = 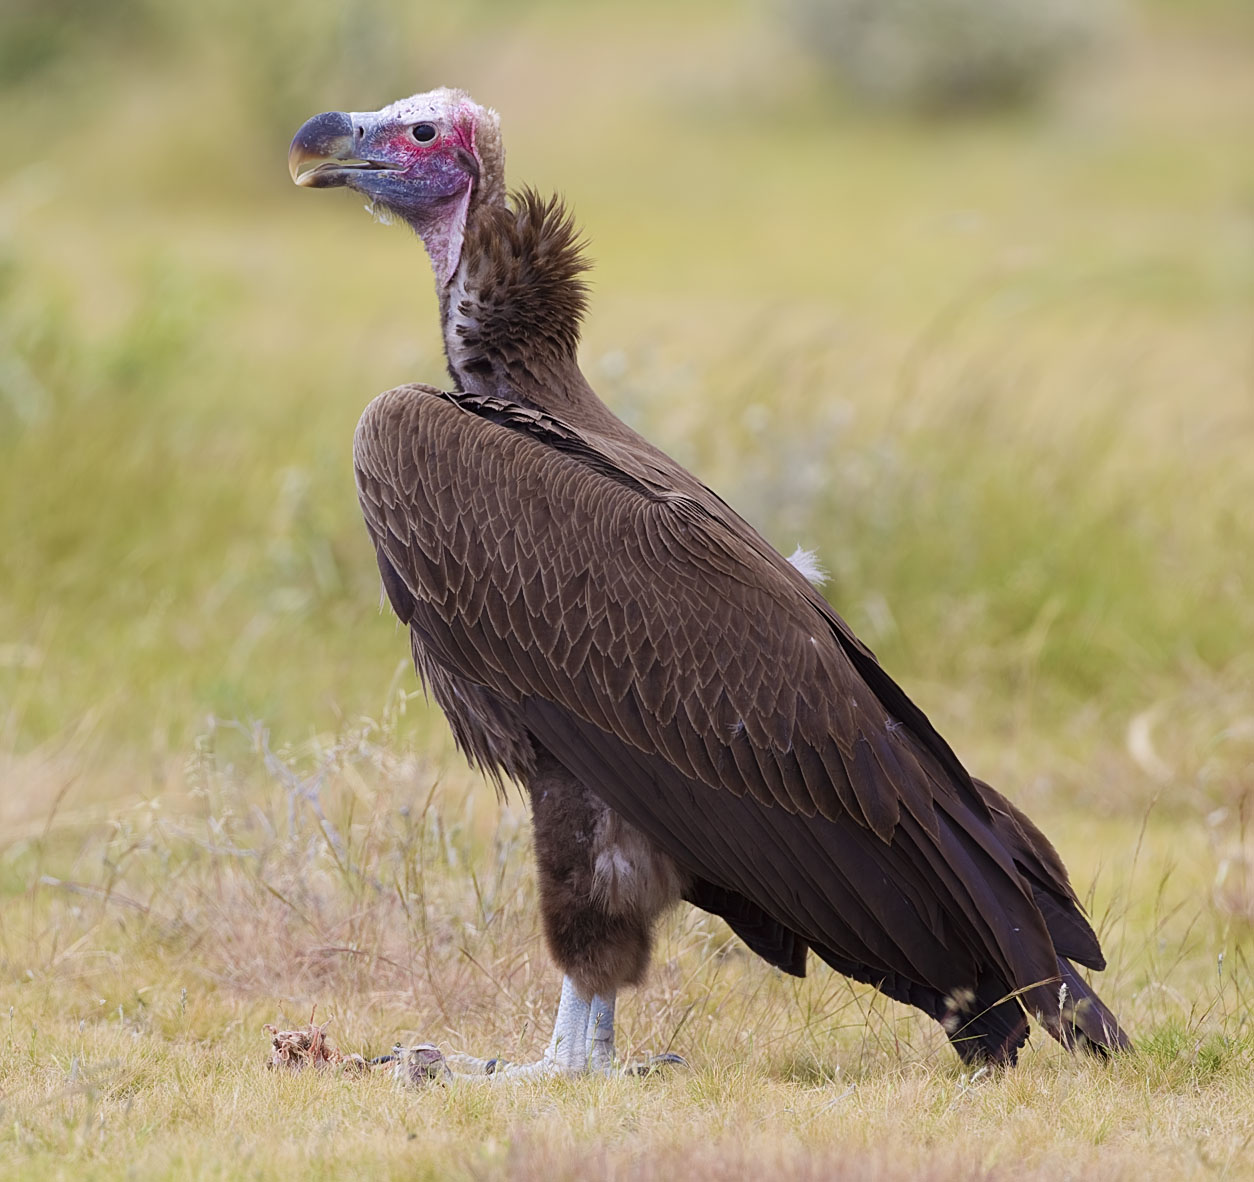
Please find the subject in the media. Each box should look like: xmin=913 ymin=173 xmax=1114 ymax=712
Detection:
xmin=289 ymin=89 xmax=1130 ymax=1075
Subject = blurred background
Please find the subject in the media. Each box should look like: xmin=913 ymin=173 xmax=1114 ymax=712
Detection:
xmin=0 ymin=0 xmax=1251 ymax=885
xmin=1 ymin=7 xmax=1253 ymax=1159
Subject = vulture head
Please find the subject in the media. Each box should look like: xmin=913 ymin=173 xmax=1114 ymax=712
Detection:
xmin=288 ymin=88 xmax=505 ymax=286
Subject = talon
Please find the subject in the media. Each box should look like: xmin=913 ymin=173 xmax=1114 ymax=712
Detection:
xmin=392 ymin=1042 xmax=453 ymax=1087
xmin=623 ymin=1052 xmax=687 ymax=1077
xmin=650 ymin=1052 xmax=687 ymax=1068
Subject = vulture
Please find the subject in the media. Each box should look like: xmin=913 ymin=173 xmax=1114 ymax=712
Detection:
xmin=288 ymin=88 xmax=1130 ymax=1075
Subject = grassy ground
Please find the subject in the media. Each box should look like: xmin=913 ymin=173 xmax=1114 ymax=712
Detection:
xmin=2 ymin=1 xmax=1253 ymax=1178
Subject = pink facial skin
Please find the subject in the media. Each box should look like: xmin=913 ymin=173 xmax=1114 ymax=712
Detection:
xmin=349 ymin=103 xmax=481 ymax=284
xmin=290 ymin=90 xmax=490 ymax=286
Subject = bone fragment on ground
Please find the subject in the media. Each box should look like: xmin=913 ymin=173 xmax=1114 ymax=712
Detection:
xmin=264 ymin=1013 xmax=368 ymax=1075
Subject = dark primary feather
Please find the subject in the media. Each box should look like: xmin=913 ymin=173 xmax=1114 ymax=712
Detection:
xmin=353 ymin=184 xmax=1128 ymax=1063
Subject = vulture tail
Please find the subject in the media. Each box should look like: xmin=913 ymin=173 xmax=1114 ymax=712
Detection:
xmin=807 ymin=947 xmax=1031 ymax=1066
xmin=1054 ymin=957 xmax=1132 ymax=1056
xmin=892 ymin=963 xmax=1129 ymax=1066
xmin=936 ymin=961 xmax=1129 ymax=1064
xmin=968 ymin=781 xmax=1132 ymax=1055
xmin=941 ymin=976 xmax=1031 ymax=1066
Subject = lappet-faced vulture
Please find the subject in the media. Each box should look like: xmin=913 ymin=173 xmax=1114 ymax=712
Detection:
xmin=288 ymin=89 xmax=1130 ymax=1075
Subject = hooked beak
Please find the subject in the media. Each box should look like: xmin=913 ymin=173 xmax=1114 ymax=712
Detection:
xmin=288 ymin=96 xmax=480 ymax=286
xmin=288 ymin=110 xmax=402 ymax=188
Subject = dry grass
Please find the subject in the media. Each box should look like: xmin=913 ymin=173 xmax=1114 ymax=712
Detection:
xmin=2 ymin=718 xmax=1253 ymax=1180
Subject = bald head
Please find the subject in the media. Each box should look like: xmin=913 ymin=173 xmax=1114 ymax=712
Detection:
xmin=289 ymin=88 xmax=505 ymax=285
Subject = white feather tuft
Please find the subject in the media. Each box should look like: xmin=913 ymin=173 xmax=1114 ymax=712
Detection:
xmin=788 ymin=545 xmax=828 ymax=586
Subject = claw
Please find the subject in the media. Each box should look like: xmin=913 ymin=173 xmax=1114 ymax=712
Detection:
xmin=622 ymin=1052 xmax=687 ymax=1077
xmin=392 ymin=1042 xmax=454 ymax=1087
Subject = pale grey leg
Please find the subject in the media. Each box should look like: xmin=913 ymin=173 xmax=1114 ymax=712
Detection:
xmin=491 ymin=980 xmax=618 ymax=1077
xmin=391 ymin=976 xmax=684 ymax=1086
xmin=585 ymin=992 xmax=616 ymax=1073
xmin=542 ymin=975 xmax=595 ymax=1073
xmin=425 ymin=975 xmax=598 ymax=1081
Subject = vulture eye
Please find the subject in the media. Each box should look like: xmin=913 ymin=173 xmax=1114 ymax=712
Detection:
xmin=411 ymin=123 xmax=438 ymax=144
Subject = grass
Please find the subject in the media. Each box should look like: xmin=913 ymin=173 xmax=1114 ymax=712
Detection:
xmin=3 ymin=726 xmax=1253 ymax=1179
xmin=2 ymin=0 xmax=1253 ymax=1177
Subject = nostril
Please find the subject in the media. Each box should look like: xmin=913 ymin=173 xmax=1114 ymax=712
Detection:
xmin=355 ymin=125 xmax=364 ymax=141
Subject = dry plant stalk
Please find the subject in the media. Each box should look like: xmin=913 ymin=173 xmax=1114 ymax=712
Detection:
xmin=264 ymin=1007 xmax=368 ymax=1076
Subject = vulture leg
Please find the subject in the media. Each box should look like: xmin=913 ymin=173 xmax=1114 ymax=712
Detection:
xmin=419 ymin=982 xmax=679 ymax=1081
xmin=520 ymin=751 xmax=687 ymax=1075
xmin=526 ymin=749 xmax=686 ymax=1008
xmin=437 ymin=976 xmax=606 ymax=1079
xmin=390 ymin=978 xmax=599 ymax=1080
xmin=398 ymin=980 xmax=661 ymax=1082
xmin=484 ymin=979 xmax=617 ymax=1078
xmin=586 ymin=991 xmax=616 ymax=1071
xmin=394 ymin=751 xmax=686 ymax=1083
xmin=487 ymin=751 xmax=684 ymax=1076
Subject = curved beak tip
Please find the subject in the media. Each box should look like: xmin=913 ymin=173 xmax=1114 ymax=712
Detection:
xmin=288 ymin=110 xmax=355 ymax=186
xmin=288 ymin=142 xmax=314 ymax=185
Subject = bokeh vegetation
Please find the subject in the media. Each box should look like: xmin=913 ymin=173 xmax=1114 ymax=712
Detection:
xmin=1 ymin=0 xmax=1252 ymax=1178
xmin=783 ymin=0 xmax=1112 ymax=112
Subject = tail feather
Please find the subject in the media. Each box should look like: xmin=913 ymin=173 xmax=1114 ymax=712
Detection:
xmin=970 ymin=778 xmax=1130 ymax=1057
xmin=947 ymin=961 xmax=1130 ymax=1064
xmin=1055 ymin=957 xmax=1132 ymax=1056
xmin=942 ymin=976 xmax=1031 ymax=1066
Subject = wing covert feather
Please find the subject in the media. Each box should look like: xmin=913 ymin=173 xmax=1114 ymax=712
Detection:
xmin=353 ymin=384 xmax=1091 ymax=1011
xmin=355 ymin=385 xmax=943 ymax=836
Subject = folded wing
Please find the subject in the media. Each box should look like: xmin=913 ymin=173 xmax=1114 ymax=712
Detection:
xmin=355 ymin=383 xmax=1108 ymax=1040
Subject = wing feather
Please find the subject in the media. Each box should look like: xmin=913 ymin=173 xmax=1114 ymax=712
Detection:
xmin=355 ymin=384 xmax=1095 ymax=1019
